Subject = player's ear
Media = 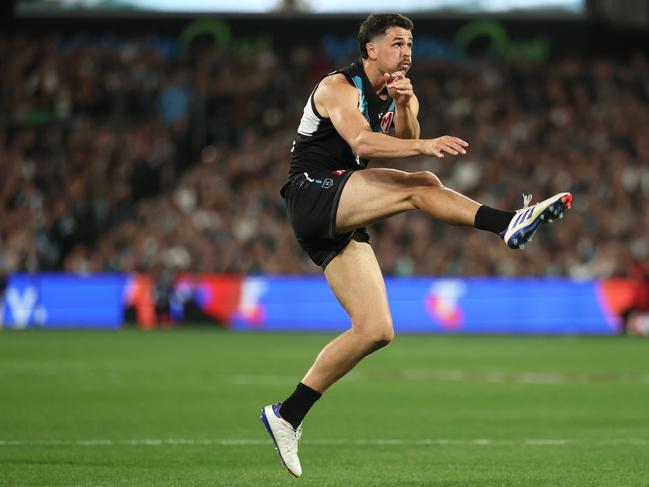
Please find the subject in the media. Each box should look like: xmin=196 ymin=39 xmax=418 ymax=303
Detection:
xmin=366 ymin=40 xmax=378 ymax=60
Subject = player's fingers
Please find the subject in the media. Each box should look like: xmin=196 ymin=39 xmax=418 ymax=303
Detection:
xmin=429 ymin=145 xmax=444 ymax=158
xmin=449 ymin=136 xmax=469 ymax=147
xmin=433 ymin=146 xmax=445 ymax=157
xmin=447 ymin=141 xmax=467 ymax=154
xmin=387 ymin=81 xmax=399 ymax=88
xmin=391 ymin=71 xmax=406 ymax=80
xmin=442 ymin=146 xmax=459 ymax=155
xmin=392 ymin=79 xmax=411 ymax=89
xmin=440 ymin=137 xmax=468 ymax=153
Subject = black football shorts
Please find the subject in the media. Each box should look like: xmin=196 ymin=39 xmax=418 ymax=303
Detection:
xmin=280 ymin=168 xmax=370 ymax=268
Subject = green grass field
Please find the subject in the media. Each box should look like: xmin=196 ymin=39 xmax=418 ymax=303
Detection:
xmin=1 ymin=329 xmax=648 ymax=486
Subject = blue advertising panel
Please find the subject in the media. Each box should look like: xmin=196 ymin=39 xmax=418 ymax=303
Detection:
xmin=2 ymin=274 xmax=128 ymax=329
xmin=0 ymin=273 xmax=627 ymax=333
xmin=231 ymin=277 xmax=621 ymax=335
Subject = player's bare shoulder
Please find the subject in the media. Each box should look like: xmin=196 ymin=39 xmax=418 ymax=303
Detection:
xmin=319 ymin=72 xmax=349 ymax=89
xmin=314 ymin=73 xmax=358 ymax=119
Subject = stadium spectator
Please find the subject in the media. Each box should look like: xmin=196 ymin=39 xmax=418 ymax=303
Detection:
xmin=1 ymin=35 xmax=648 ymax=277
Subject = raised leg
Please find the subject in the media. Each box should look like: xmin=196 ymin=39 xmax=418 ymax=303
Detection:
xmin=334 ymin=168 xmax=481 ymax=234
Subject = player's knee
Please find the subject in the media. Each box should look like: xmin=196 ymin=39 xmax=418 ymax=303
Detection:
xmin=375 ymin=327 xmax=395 ymax=348
xmin=408 ymin=171 xmax=443 ymax=208
xmin=413 ymin=171 xmax=443 ymax=188
xmin=363 ymin=320 xmax=395 ymax=349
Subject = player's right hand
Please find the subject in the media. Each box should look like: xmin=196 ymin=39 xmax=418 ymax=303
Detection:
xmin=421 ymin=136 xmax=469 ymax=158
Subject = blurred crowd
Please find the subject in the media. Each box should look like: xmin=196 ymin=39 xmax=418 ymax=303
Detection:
xmin=1 ymin=34 xmax=648 ymax=277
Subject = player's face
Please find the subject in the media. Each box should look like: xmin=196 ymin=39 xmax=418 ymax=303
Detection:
xmin=372 ymin=26 xmax=413 ymax=74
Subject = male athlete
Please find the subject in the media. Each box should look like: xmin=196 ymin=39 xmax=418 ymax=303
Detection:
xmin=261 ymin=13 xmax=572 ymax=477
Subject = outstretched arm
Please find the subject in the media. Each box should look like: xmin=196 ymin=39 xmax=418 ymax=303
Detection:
xmin=314 ymin=75 xmax=465 ymax=160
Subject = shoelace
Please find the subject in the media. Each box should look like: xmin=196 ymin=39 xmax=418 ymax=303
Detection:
xmin=522 ymin=193 xmax=533 ymax=208
xmin=287 ymin=426 xmax=302 ymax=454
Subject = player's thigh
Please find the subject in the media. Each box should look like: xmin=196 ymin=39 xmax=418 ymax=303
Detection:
xmin=324 ymin=238 xmax=393 ymax=341
xmin=336 ymin=168 xmax=440 ymax=234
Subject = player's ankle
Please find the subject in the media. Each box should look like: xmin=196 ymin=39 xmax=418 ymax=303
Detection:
xmin=279 ymin=382 xmax=322 ymax=429
xmin=474 ymin=205 xmax=515 ymax=234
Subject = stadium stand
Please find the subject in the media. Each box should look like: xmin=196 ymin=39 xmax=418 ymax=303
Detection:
xmin=1 ymin=35 xmax=648 ymax=276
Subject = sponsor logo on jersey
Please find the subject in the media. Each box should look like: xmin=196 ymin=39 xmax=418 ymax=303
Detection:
xmin=380 ymin=111 xmax=394 ymax=133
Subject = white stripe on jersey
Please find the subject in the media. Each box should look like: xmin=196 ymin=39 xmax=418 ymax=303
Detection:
xmin=296 ymin=92 xmax=321 ymax=136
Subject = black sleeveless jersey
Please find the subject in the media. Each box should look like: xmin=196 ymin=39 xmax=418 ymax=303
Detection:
xmin=288 ymin=58 xmax=396 ymax=175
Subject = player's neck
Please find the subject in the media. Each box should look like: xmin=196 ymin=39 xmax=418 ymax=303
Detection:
xmin=362 ymin=59 xmax=388 ymax=97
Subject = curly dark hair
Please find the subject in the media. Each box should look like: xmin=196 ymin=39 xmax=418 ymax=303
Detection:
xmin=357 ymin=13 xmax=414 ymax=59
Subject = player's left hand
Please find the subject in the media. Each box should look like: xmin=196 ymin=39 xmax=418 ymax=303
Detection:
xmin=384 ymin=71 xmax=414 ymax=107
